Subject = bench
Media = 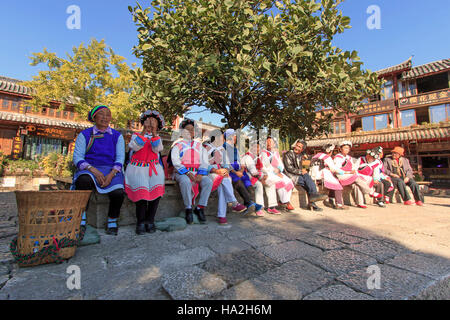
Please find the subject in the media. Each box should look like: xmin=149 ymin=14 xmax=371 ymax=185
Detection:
xmin=84 ymin=179 xmax=220 ymax=229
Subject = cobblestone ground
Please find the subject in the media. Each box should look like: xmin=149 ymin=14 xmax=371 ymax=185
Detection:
xmin=0 ymin=192 xmax=449 ymax=300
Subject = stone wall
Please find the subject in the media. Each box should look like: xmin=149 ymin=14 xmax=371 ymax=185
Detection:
xmin=0 ymin=174 xmax=55 ymax=192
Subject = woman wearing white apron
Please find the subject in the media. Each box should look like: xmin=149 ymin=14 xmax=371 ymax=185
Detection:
xmin=203 ymin=132 xmax=244 ymax=225
xmin=261 ymin=137 xmax=295 ymax=212
xmin=334 ymin=141 xmax=382 ymax=209
xmin=311 ymin=144 xmax=348 ymax=210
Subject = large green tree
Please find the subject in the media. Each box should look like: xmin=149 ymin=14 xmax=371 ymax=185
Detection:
xmin=130 ymin=0 xmax=381 ymax=137
xmin=23 ymin=39 xmax=138 ymax=128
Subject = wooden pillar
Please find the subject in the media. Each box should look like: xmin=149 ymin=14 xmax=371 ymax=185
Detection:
xmin=393 ymin=74 xmax=400 ymax=129
xmin=345 ymin=114 xmax=352 ymax=133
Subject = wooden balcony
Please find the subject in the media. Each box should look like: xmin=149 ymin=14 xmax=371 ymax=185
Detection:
xmin=398 ymin=88 xmax=450 ymax=109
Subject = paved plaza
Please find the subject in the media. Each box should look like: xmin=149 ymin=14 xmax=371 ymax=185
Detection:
xmin=0 ymin=192 xmax=449 ymax=300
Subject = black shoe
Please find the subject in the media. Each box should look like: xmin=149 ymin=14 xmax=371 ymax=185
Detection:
xmin=308 ymin=202 xmax=323 ymax=212
xmin=106 ymin=227 xmax=118 ymax=236
xmin=309 ymin=193 xmax=328 ymax=203
xmin=323 ymin=199 xmax=336 ymax=209
xmin=194 ymin=207 xmax=207 ymax=224
xmin=136 ymin=224 xmax=146 ymax=235
xmin=186 ymin=209 xmax=194 ymax=225
xmin=79 ymin=224 xmax=87 ymax=241
xmin=145 ymin=223 xmax=156 ymax=233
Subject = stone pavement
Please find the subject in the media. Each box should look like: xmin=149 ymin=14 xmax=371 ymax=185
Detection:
xmin=0 ymin=192 xmax=449 ymax=300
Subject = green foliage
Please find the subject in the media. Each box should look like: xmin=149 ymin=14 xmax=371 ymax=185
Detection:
xmin=40 ymin=152 xmax=75 ymax=178
xmin=22 ymin=39 xmax=140 ymax=128
xmin=0 ymin=151 xmax=6 ymax=176
xmin=130 ymin=0 xmax=382 ymax=137
xmin=3 ymin=159 xmax=42 ymax=177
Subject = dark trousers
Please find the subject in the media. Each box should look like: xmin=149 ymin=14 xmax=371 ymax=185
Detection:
xmin=75 ymin=174 xmax=124 ymax=219
xmin=391 ymin=177 xmax=424 ymax=202
xmin=135 ymin=198 xmax=161 ymax=225
xmin=232 ymin=179 xmax=252 ymax=206
xmin=375 ymin=179 xmax=395 ymax=201
xmin=296 ymin=174 xmax=318 ymax=195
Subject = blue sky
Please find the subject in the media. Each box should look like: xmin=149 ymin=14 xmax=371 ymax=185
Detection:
xmin=1 ymin=0 xmax=449 ymax=125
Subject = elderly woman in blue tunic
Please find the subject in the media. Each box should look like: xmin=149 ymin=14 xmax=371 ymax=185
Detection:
xmin=72 ymin=105 xmax=125 ymax=236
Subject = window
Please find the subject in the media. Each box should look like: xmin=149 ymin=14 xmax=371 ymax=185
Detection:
xmin=374 ymin=114 xmax=388 ymax=129
xmin=48 ymin=108 xmax=55 ymax=116
xmin=332 ymin=120 xmax=346 ymax=134
xmin=11 ymin=99 xmax=19 ymax=112
xmin=362 ymin=113 xmax=390 ymax=131
xmin=2 ymin=98 xmax=10 ymax=110
xmin=362 ymin=116 xmax=375 ymax=132
xmin=381 ymin=78 xmax=393 ymax=100
xmin=398 ymin=80 xmax=417 ymax=98
xmin=429 ymin=104 xmax=449 ymax=123
xmin=400 ymin=109 xmax=416 ymax=127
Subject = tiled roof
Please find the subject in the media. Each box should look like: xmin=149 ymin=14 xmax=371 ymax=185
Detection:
xmin=0 ymin=76 xmax=33 ymax=95
xmin=0 ymin=111 xmax=91 ymax=130
xmin=306 ymin=123 xmax=450 ymax=148
xmin=402 ymin=58 xmax=450 ymax=80
xmin=376 ymin=57 xmax=412 ymax=76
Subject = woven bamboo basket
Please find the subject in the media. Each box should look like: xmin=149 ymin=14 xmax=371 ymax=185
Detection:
xmin=14 ymin=190 xmax=92 ymax=267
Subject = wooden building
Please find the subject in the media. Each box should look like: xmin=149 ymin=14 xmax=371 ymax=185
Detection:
xmin=308 ymin=58 xmax=450 ymax=187
xmin=0 ymin=76 xmax=221 ymax=161
xmin=0 ymin=76 xmax=91 ymax=160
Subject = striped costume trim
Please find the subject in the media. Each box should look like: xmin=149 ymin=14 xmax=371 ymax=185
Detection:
xmin=130 ymin=159 xmax=159 ymax=167
xmin=86 ymin=133 xmax=104 ymax=153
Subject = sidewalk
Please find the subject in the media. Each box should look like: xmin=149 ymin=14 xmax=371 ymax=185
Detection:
xmin=0 ymin=192 xmax=449 ymax=300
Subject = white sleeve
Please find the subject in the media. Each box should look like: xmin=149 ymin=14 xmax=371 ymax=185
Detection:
xmin=171 ymin=144 xmax=187 ymax=175
xmin=128 ymin=134 xmax=144 ymax=152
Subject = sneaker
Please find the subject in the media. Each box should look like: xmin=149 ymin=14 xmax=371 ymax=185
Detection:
xmin=308 ymin=202 xmax=323 ymax=212
xmin=415 ymin=201 xmax=424 ymax=206
xmin=404 ymin=200 xmax=414 ymax=205
xmin=336 ymin=205 xmax=349 ymax=210
xmin=285 ymin=202 xmax=295 ymax=211
xmin=357 ymin=204 xmax=367 ymax=209
xmin=267 ymin=208 xmax=281 ymax=215
xmin=377 ymin=201 xmax=386 ymax=208
xmin=369 ymin=192 xmax=382 ymax=199
xmin=244 ymin=202 xmax=256 ymax=215
xmin=323 ymin=199 xmax=336 ymax=209
xmin=232 ymin=203 xmax=246 ymax=213
xmin=255 ymin=210 xmax=265 ymax=217
xmin=218 ymin=217 xmax=228 ymax=225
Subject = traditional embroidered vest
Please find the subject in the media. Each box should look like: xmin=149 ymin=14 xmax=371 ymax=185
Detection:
xmin=335 ymin=153 xmax=353 ymax=171
xmin=176 ymin=140 xmax=201 ymax=173
xmin=130 ymin=134 xmax=160 ymax=176
xmin=81 ymin=127 xmax=120 ymax=168
xmin=358 ymin=156 xmax=380 ymax=177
